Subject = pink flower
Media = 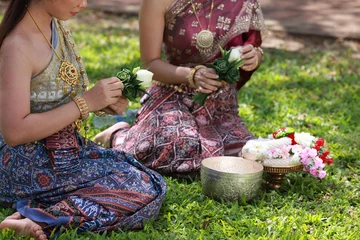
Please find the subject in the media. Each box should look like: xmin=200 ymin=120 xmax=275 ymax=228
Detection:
xmin=309 ymin=168 xmax=318 ymax=177
xmin=318 ymin=170 xmax=326 ymax=179
xmin=308 ymin=148 xmax=318 ymax=158
xmin=301 ymin=157 xmax=309 ymax=165
xmin=299 ymin=147 xmax=311 ymax=160
xmin=280 ymin=145 xmax=291 ymax=159
xmin=314 ymin=157 xmax=325 ymax=169
xmin=291 ymin=144 xmax=303 ymax=153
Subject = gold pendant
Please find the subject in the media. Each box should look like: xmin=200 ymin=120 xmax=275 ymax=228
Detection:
xmin=58 ymin=61 xmax=79 ymax=86
xmin=196 ymin=30 xmax=214 ymax=53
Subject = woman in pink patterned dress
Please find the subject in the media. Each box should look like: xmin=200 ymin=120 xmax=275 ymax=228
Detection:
xmin=95 ymin=0 xmax=266 ymax=177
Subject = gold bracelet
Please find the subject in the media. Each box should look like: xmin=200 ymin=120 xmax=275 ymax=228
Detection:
xmin=188 ymin=65 xmax=206 ymax=89
xmin=73 ymin=96 xmax=89 ymax=120
xmin=188 ymin=68 xmax=197 ymax=89
xmin=94 ymin=111 xmax=109 ymax=117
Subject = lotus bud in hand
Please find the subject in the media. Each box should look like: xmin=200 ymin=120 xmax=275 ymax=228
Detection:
xmin=136 ymin=69 xmax=154 ymax=88
xmin=116 ymin=66 xmax=153 ymax=102
xmin=192 ymin=45 xmax=245 ymax=105
xmin=228 ymin=46 xmax=243 ymax=63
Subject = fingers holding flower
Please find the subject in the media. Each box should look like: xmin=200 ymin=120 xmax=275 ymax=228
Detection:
xmin=240 ymin=44 xmax=261 ymax=71
xmin=83 ymin=77 xmax=124 ymax=112
xmin=106 ymin=97 xmax=129 ymax=115
xmin=116 ymin=67 xmax=153 ymax=102
xmin=193 ymin=67 xmax=222 ymax=94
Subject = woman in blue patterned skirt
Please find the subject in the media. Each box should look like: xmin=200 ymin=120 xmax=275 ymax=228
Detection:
xmin=0 ymin=0 xmax=166 ymax=239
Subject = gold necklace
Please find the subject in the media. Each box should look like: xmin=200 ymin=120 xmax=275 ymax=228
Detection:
xmin=26 ymin=7 xmax=80 ymax=97
xmin=190 ymin=0 xmax=215 ymax=53
xmin=26 ymin=7 xmax=92 ymax=142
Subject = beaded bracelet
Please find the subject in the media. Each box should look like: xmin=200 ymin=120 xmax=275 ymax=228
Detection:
xmin=73 ymin=96 xmax=89 ymax=120
xmin=188 ymin=65 xmax=206 ymax=89
xmin=94 ymin=111 xmax=108 ymax=117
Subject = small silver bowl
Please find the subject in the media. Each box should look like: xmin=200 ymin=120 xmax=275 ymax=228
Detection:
xmin=201 ymin=156 xmax=263 ymax=202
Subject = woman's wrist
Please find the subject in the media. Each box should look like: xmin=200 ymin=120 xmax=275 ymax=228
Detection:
xmin=188 ymin=65 xmax=206 ymax=89
xmin=73 ymin=96 xmax=89 ymax=120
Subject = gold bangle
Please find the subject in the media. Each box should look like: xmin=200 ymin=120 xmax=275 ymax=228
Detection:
xmin=188 ymin=68 xmax=197 ymax=89
xmin=94 ymin=111 xmax=109 ymax=117
xmin=188 ymin=65 xmax=206 ymax=89
xmin=73 ymin=96 xmax=89 ymax=120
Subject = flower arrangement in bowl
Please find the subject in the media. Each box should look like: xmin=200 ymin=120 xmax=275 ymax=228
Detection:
xmin=241 ymin=127 xmax=334 ymax=179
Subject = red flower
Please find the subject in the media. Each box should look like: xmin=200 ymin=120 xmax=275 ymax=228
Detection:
xmin=312 ymin=138 xmax=324 ymax=151
xmin=287 ymin=133 xmax=297 ymax=145
xmin=326 ymin=157 xmax=334 ymax=165
xmin=320 ymin=150 xmax=330 ymax=161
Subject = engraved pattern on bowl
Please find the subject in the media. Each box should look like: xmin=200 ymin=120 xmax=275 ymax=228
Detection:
xmin=201 ymin=157 xmax=263 ymax=202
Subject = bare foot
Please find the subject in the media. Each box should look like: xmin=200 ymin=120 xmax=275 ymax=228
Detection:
xmin=4 ymin=212 xmax=22 ymax=220
xmin=0 ymin=217 xmax=47 ymax=240
xmin=93 ymin=121 xmax=130 ymax=148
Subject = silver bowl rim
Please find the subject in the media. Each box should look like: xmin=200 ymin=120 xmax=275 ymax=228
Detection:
xmin=201 ymin=156 xmax=264 ymax=178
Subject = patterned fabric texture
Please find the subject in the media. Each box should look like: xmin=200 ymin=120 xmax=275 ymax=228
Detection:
xmin=112 ymin=84 xmax=253 ymax=176
xmin=0 ymin=132 xmax=167 ymax=236
xmin=0 ymin=18 xmax=166 ymax=236
xmin=111 ymin=0 xmax=263 ymax=176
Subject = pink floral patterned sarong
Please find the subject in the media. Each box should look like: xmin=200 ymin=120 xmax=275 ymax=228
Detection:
xmin=112 ymin=0 xmax=266 ymax=176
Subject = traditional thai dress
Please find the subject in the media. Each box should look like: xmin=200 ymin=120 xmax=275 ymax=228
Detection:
xmin=0 ymin=20 xmax=167 ymax=236
xmin=111 ymin=0 xmax=267 ymax=176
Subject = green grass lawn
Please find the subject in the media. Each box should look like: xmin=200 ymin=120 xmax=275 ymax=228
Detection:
xmin=1 ymin=10 xmax=359 ymax=239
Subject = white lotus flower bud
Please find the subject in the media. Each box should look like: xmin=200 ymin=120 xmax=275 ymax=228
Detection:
xmin=228 ymin=46 xmax=243 ymax=63
xmin=136 ymin=69 xmax=154 ymax=88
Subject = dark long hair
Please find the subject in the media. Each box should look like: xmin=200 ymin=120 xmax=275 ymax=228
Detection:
xmin=0 ymin=0 xmax=31 ymax=47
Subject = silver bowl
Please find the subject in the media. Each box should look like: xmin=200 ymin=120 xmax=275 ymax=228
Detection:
xmin=201 ymin=156 xmax=263 ymax=202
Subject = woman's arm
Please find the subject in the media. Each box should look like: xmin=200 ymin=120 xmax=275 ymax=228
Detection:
xmin=139 ymin=0 xmax=222 ymax=93
xmin=0 ymin=40 xmax=124 ymax=147
xmin=139 ymin=0 xmax=190 ymax=85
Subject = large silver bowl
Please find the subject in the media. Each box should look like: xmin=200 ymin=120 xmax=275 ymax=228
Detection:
xmin=201 ymin=156 xmax=263 ymax=202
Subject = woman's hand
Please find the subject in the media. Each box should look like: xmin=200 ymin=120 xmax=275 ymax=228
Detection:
xmin=83 ymin=77 xmax=124 ymax=112
xmin=240 ymin=44 xmax=261 ymax=71
xmin=101 ymin=97 xmax=129 ymax=115
xmin=193 ymin=68 xmax=223 ymax=94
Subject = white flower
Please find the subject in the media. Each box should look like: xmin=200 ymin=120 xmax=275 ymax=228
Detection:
xmin=289 ymin=151 xmax=301 ymax=164
xmin=265 ymin=137 xmax=292 ymax=150
xmin=241 ymin=139 xmax=269 ymax=161
xmin=136 ymin=69 xmax=154 ymax=88
xmin=295 ymin=132 xmax=316 ymax=148
xmin=228 ymin=46 xmax=242 ymax=63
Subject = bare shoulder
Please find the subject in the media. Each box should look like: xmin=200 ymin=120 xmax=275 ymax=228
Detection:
xmin=141 ymin=0 xmax=174 ymax=12
xmin=0 ymin=32 xmax=33 ymax=82
xmin=0 ymin=32 xmax=32 ymax=63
